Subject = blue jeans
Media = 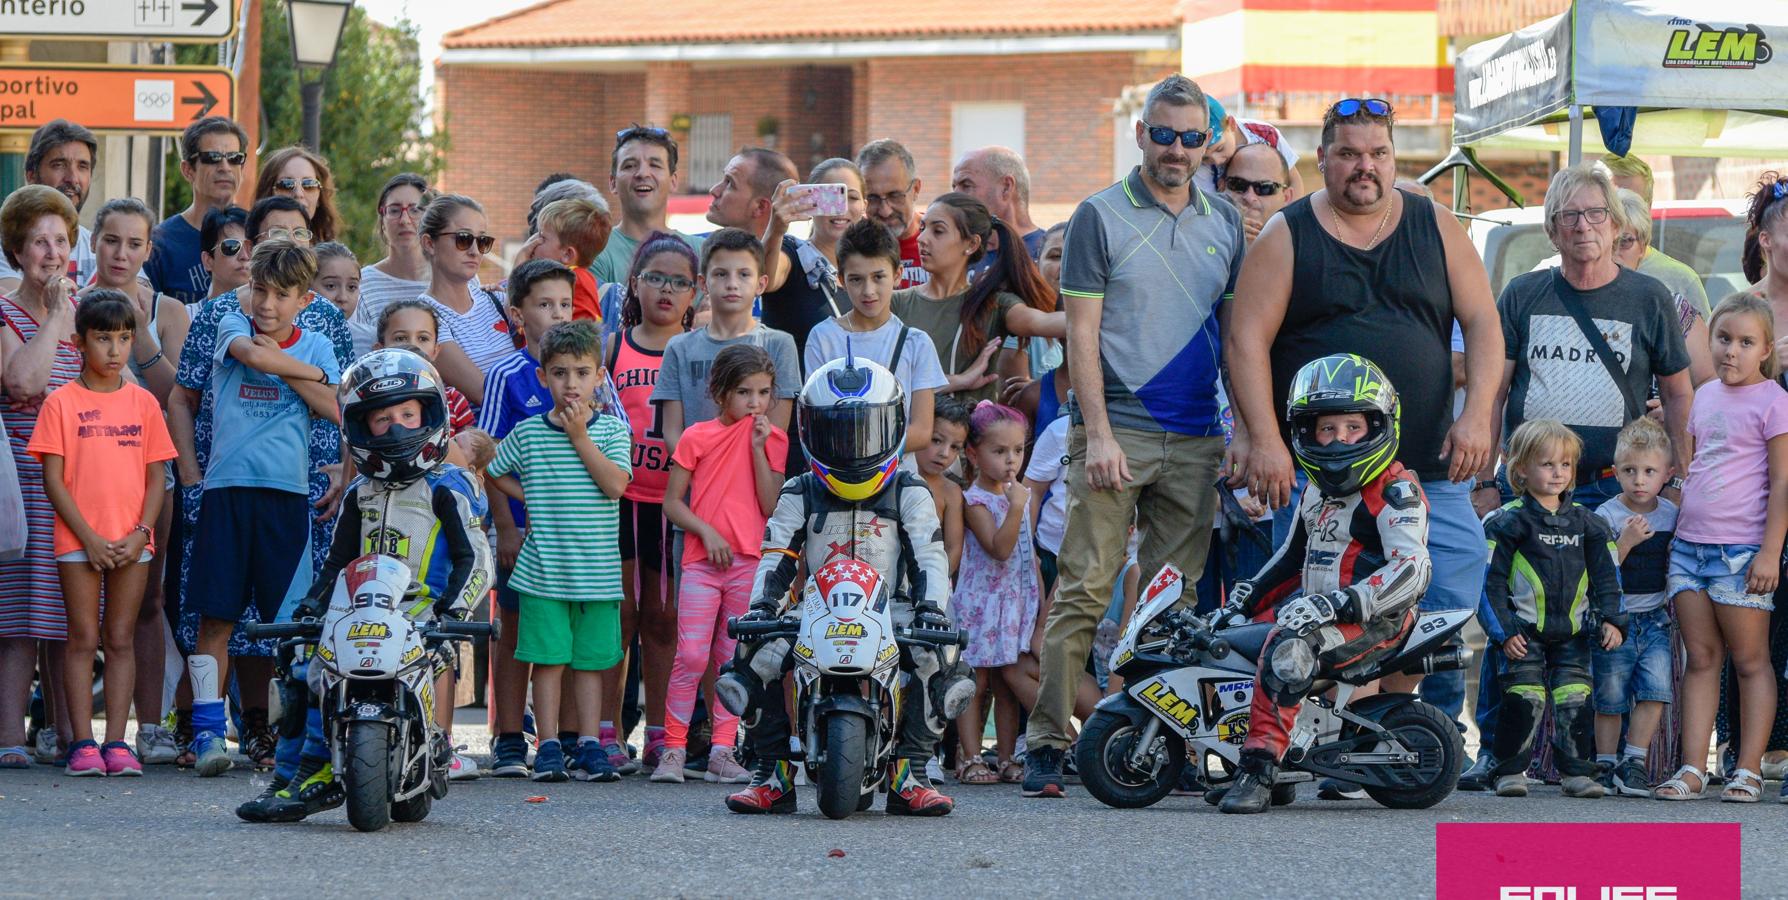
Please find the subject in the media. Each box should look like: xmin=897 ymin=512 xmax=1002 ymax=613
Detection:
xmin=1593 ymin=607 xmax=1674 ymax=714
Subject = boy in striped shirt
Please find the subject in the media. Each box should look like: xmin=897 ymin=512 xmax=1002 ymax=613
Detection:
xmin=488 ymin=320 xmax=633 ymax=782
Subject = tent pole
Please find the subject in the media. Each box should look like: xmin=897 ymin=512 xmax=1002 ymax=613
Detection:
xmin=1568 ymin=104 xmax=1584 ymax=166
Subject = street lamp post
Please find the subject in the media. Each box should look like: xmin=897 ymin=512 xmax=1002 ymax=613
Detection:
xmin=285 ymin=0 xmax=353 ymax=152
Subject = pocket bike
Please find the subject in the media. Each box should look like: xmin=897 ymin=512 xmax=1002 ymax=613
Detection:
xmin=729 ymin=559 xmax=964 ymax=820
xmin=1077 ymin=564 xmax=1471 ymax=810
xmin=246 ymin=554 xmax=494 ymax=832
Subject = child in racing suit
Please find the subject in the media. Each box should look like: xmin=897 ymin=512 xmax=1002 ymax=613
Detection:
xmin=1217 ymin=354 xmax=1433 ymax=815
xmin=715 ymin=356 xmax=974 ymax=816
xmin=236 ymin=349 xmax=494 ymax=823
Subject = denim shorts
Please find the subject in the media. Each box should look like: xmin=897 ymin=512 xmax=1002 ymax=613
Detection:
xmin=1592 ymin=607 xmax=1674 ymax=713
xmin=1667 ymin=540 xmax=1774 ymax=611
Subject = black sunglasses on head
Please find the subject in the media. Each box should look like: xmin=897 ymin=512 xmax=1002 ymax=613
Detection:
xmin=1330 ymin=98 xmax=1393 ymax=118
xmin=615 ymin=125 xmax=670 ymax=146
xmin=1144 ymin=123 xmax=1208 ymax=148
xmin=1223 ymin=176 xmax=1286 ymax=197
xmin=436 ymin=230 xmax=495 ymax=254
xmin=190 ymin=150 xmax=247 ymax=166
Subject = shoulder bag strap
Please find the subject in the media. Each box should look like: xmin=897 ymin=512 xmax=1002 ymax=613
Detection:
xmin=1550 ymin=270 xmax=1643 ymax=423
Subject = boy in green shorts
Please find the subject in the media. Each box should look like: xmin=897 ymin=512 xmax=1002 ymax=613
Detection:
xmin=488 ymin=320 xmax=633 ymax=782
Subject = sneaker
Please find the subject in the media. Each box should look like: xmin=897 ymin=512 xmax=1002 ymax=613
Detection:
xmin=192 ymin=731 xmax=233 ymax=777
xmin=1494 ymin=773 xmax=1528 ymax=797
xmin=101 ymin=742 xmax=142 ymax=777
xmin=236 ymin=775 xmax=293 ymax=823
xmin=924 ymin=755 xmax=947 ymax=786
xmin=1021 ymin=746 xmax=1066 ymax=798
xmin=650 ymin=747 xmax=688 ymax=783
xmin=34 ymin=728 xmax=61 ymax=766
xmin=531 ymin=740 xmax=569 ymax=782
xmin=1562 ymin=774 xmax=1605 ymax=799
xmin=705 ymin=746 xmax=751 ymax=784
xmin=449 ymin=750 xmax=481 ymax=781
xmin=64 ymin=739 xmax=104 ymax=776
xmin=263 ymin=763 xmax=346 ymax=823
xmin=1458 ymin=754 xmax=1494 ymax=792
xmin=490 ymin=734 xmax=531 ymax=778
xmin=726 ymin=759 xmax=797 ymax=814
xmin=572 ymin=741 xmax=620 ymax=783
xmin=1317 ymin=778 xmax=1367 ymax=800
xmin=1613 ymin=758 xmax=1651 ymax=798
xmin=605 ymin=741 xmax=639 ymax=776
xmin=682 ymin=751 xmax=709 ymax=779
xmin=641 ymin=736 xmax=666 ymax=770
xmin=136 ymin=724 xmax=179 ymax=765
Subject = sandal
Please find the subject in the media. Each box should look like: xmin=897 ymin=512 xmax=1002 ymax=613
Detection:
xmin=1652 ymin=765 xmax=1707 ymax=801
xmin=998 ymin=758 xmax=1024 ymax=784
xmin=1721 ymin=768 xmax=1762 ymax=803
xmin=0 ymin=745 xmax=29 ymax=768
xmin=955 ymin=757 xmax=1000 ymax=785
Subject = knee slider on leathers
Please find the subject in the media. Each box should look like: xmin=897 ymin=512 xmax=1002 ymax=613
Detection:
xmin=1260 ymin=629 xmax=1322 ymax=706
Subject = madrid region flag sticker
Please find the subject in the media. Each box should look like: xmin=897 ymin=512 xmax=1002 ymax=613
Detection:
xmin=1436 ymin=823 xmax=1740 ymax=899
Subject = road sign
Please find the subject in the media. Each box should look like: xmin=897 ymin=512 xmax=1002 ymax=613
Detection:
xmin=0 ymin=64 xmax=233 ymax=135
xmin=0 ymin=0 xmax=235 ymax=42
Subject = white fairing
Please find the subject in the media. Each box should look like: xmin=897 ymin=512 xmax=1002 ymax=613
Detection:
xmin=794 ymin=560 xmax=899 ymax=679
xmin=1111 ymin=563 xmax=1187 ymax=665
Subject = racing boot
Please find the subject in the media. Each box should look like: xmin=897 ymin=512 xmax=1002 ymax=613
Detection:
xmin=726 ymin=758 xmax=798 ymax=814
xmin=1219 ymin=754 xmax=1278 ymax=815
xmin=886 ymin=758 xmax=954 ymax=816
xmin=234 ymin=774 xmax=293 ymax=823
xmin=263 ymin=760 xmax=346 ymax=823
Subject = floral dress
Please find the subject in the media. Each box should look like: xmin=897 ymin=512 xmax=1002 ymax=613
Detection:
xmin=0 ymin=295 xmax=82 ymax=640
xmin=172 ymin=290 xmax=352 ymax=655
xmin=952 ymin=484 xmax=1041 ymax=668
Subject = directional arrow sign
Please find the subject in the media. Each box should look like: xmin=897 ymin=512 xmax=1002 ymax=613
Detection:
xmin=0 ymin=0 xmax=236 ymax=42
xmin=0 ymin=65 xmax=235 ymax=135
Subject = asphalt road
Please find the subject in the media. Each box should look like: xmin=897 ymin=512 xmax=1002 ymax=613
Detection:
xmin=2 ymin=723 xmax=1781 ymax=899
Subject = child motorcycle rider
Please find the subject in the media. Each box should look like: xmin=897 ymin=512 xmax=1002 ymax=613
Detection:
xmin=236 ymin=349 xmax=494 ymax=822
xmin=715 ymin=356 xmax=975 ymax=816
xmin=1215 ymin=354 xmax=1433 ymax=814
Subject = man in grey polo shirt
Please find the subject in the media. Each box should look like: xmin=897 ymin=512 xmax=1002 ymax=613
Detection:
xmin=1022 ymin=73 xmax=1244 ymax=798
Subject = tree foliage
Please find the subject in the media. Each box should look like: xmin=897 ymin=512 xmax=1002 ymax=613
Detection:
xmin=165 ymin=4 xmax=443 ymax=261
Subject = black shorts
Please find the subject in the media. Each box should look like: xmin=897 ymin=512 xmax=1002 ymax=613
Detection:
xmin=187 ymin=487 xmax=311 ymax=624
xmin=619 ymin=498 xmax=672 ymax=572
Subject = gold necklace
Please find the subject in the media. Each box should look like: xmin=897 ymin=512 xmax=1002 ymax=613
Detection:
xmin=1328 ymin=190 xmax=1395 ymax=250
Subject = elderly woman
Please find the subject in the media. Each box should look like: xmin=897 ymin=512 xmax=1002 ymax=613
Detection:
xmin=1614 ymin=189 xmax=1715 ymax=387
xmin=0 ymin=185 xmax=85 ymax=767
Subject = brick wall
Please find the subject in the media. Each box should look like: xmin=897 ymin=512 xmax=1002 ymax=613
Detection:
xmin=686 ymin=64 xmax=856 ymax=183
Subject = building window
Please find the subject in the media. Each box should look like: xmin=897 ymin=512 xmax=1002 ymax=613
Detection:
xmin=688 ymin=113 xmax=733 ymax=195
xmin=951 ymin=102 xmax=1024 ymax=165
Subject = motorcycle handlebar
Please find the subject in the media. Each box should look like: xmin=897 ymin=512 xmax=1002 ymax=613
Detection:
xmin=899 ymin=626 xmax=967 ymax=648
xmin=728 ymin=616 xmax=798 ymax=639
xmin=426 ymin=620 xmax=497 ymax=642
xmin=244 ymin=620 xmax=322 ymax=641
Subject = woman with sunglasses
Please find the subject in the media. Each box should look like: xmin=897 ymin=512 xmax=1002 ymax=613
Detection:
xmin=418 ymin=194 xmax=509 ymax=408
xmin=253 ymin=146 xmax=340 ymax=245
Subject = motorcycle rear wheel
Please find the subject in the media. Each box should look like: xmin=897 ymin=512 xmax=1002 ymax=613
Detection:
xmin=818 ymin=714 xmax=868 ymax=820
xmin=344 ymin=721 xmax=394 ymax=832
xmin=1077 ymin=709 xmax=1187 ymax=809
xmin=1359 ymin=701 xmax=1463 ymax=810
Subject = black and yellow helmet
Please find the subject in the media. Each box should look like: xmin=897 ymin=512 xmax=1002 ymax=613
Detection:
xmin=1285 ymin=353 xmax=1400 ymax=498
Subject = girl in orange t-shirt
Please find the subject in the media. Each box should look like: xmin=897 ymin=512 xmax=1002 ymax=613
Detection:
xmin=27 ymin=293 xmax=177 ymax=777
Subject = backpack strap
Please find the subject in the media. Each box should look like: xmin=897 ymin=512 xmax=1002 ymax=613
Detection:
xmin=888 ymin=325 xmax=910 ymax=375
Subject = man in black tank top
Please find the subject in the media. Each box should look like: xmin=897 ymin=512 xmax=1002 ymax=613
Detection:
xmin=1223 ymin=99 xmax=1504 ymax=758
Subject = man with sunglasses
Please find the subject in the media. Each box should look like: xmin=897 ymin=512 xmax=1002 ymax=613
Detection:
xmin=0 ymin=120 xmax=100 ymax=292
xmin=593 ymin=126 xmax=703 ymax=287
xmin=1226 ymin=97 xmax=1504 ymax=793
xmin=1022 ymin=74 xmax=1243 ymax=799
xmin=147 ymin=116 xmax=251 ymax=304
xmin=1218 ymin=143 xmax=1298 ymax=247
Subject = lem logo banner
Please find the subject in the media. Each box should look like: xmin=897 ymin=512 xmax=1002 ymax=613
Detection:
xmin=1435 ymin=823 xmax=1739 ymax=899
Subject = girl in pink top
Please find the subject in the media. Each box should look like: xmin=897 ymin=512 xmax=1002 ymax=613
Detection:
xmin=653 ymin=344 xmax=787 ymax=784
xmin=27 ymin=294 xmax=177 ymax=777
xmin=1661 ymin=294 xmax=1788 ymax=802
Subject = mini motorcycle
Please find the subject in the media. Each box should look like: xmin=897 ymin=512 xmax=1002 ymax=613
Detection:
xmin=246 ymin=554 xmax=492 ymax=832
xmin=730 ymin=559 xmax=963 ymax=819
xmin=1078 ymin=564 xmax=1470 ymax=811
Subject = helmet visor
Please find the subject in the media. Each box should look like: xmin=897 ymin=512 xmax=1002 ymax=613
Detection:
xmin=800 ymin=400 xmax=905 ymax=473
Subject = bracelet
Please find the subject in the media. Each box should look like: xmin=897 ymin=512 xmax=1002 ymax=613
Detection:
xmin=132 ymin=523 xmax=151 ymax=537
xmin=136 ymin=350 xmax=164 ymax=369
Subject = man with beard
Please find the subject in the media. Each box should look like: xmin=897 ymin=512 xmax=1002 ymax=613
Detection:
xmin=1225 ymin=98 xmax=1503 ymax=797
xmin=1021 ymin=74 xmax=1242 ymax=799
xmin=0 ymin=120 xmax=98 ymax=289
xmin=146 ymin=116 xmax=251 ymax=304
xmin=856 ymin=139 xmax=928 ymax=289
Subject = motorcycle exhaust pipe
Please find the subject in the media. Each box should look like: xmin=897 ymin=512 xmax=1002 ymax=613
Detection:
xmin=1400 ymin=645 xmax=1465 ymax=676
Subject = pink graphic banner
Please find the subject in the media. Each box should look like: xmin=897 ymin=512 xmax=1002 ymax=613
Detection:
xmin=1436 ymin=823 xmax=1740 ymax=899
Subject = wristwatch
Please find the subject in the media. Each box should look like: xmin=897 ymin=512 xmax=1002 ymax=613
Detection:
xmin=1667 ymin=476 xmax=1685 ymax=491
xmin=1472 ymin=480 xmax=1499 ymax=493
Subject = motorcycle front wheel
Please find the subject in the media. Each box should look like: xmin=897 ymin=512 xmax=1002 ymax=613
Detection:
xmin=818 ymin=713 xmax=868 ymax=820
xmin=1077 ymin=710 xmax=1187 ymax=809
xmin=344 ymin=721 xmax=394 ymax=832
xmin=1358 ymin=701 xmax=1464 ymax=810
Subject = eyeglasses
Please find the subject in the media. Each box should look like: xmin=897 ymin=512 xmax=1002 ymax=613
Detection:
xmin=1144 ymin=123 xmax=1208 ymax=148
xmin=1553 ymin=207 xmax=1610 ymax=227
xmin=211 ymin=238 xmax=244 ymax=257
xmin=259 ymin=226 xmax=313 ymax=243
xmin=1615 ymin=234 xmax=1640 ymax=250
xmin=1223 ymin=176 xmax=1286 ymax=197
xmin=276 ymin=177 xmax=321 ymax=192
xmin=637 ymin=272 xmax=695 ymax=293
xmin=436 ymin=230 xmax=495 ymax=254
xmin=190 ymin=150 xmax=247 ymax=166
xmin=1330 ymin=98 xmax=1393 ymax=118
xmin=616 ymin=126 xmax=670 ymax=145
xmin=864 ymin=188 xmax=910 ymax=210
xmin=380 ymin=204 xmax=421 ymax=220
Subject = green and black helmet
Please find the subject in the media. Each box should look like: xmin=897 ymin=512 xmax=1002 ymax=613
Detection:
xmin=1285 ymin=353 xmax=1400 ymax=498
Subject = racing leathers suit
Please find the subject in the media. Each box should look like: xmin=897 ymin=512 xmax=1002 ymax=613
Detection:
xmin=724 ymin=471 xmax=972 ymax=765
xmin=1228 ymin=461 xmax=1432 ymax=766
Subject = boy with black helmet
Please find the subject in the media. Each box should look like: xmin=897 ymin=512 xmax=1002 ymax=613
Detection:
xmin=1215 ymin=354 xmax=1434 ymax=814
xmin=237 ymin=349 xmax=493 ymax=822
xmin=716 ymin=354 xmax=974 ymax=816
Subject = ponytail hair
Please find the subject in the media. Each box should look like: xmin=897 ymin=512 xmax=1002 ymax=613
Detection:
xmin=621 ymin=231 xmax=699 ymax=331
xmin=930 ymin=192 xmax=1056 ymax=349
xmin=1743 ymin=172 xmax=1787 ymax=285
xmin=966 ymin=400 xmax=1027 ymax=445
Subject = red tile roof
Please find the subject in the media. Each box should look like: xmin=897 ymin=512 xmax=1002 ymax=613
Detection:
xmin=443 ymin=0 xmax=1183 ymax=49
